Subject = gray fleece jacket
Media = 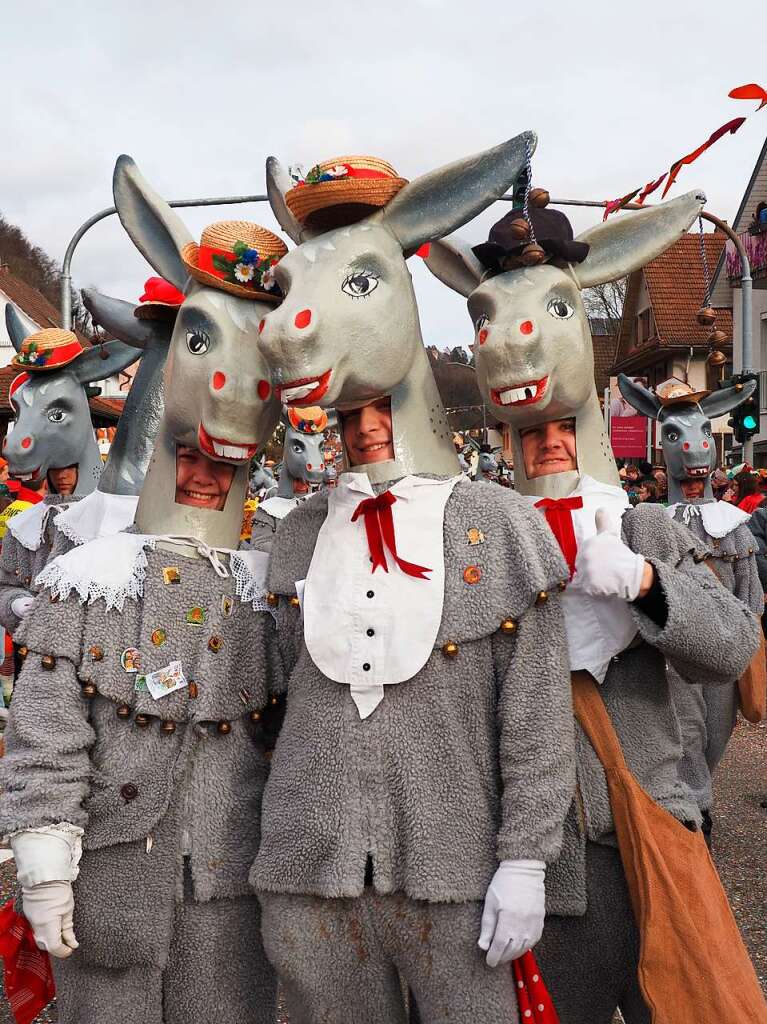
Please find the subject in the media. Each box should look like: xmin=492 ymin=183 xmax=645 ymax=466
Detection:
xmin=251 ymin=478 xmax=576 ymax=904
xmin=0 ymin=542 xmax=281 ymax=970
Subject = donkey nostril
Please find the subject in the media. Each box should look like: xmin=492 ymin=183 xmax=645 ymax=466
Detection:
xmin=257 ymin=379 xmax=271 ymax=401
xmin=21 ymin=437 xmax=32 ymax=449
xmin=479 ymin=329 xmax=488 ymax=345
xmin=212 ymin=371 xmax=226 ymax=391
xmin=520 ymin=320 xmax=534 ymax=335
xmin=683 ymin=442 xmax=690 ymax=450
xmin=258 ymin=319 xmax=265 ymax=334
xmin=702 ymin=441 xmax=709 ymax=449
xmin=307 ymin=463 xmax=313 ymax=470
xmin=295 ymin=309 xmax=312 ymax=330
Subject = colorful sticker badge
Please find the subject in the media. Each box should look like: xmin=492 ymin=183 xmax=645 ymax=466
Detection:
xmin=89 ymin=645 xmax=104 ymax=662
xmin=467 ymin=527 xmax=486 ymax=546
xmin=221 ymin=595 xmax=234 ymax=618
xmin=162 ymin=567 xmax=181 ymax=585
xmin=144 ymin=660 xmax=188 ymax=701
xmin=121 ymin=647 xmax=141 ymax=674
xmin=134 ymin=675 xmax=149 ymax=693
xmin=463 ymin=565 xmax=482 ymax=585
xmin=151 ymin=628 xmax=168 ymax=647
xmin=208 ymin=635 xmax=223 ymax=653
xmin=186 ymin=607 xmax=206 ymax=626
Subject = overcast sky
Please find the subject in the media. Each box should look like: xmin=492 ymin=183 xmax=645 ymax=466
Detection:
xmin=2 ymin=0 xmax=766 ymax=349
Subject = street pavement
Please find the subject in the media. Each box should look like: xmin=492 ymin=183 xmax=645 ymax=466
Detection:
xmin=1 ymin=719 xmax=764 ymax=1022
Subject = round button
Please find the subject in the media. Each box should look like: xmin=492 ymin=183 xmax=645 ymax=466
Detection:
xmin=363 ymin=663 xmax=371 ymax=672
xmin=366 ymin=590 xmax=375 ymax=599
xmin=120 ymin=783 xmax=138 ymax=802
xmin=366 ymin=628 xmax=375 ymax=637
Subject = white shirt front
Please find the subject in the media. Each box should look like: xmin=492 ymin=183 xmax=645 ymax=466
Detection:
xmin=527 ymin=474 xmax=638 ymax=683
xmin=303 ymin=473 xmax=460 ymax=718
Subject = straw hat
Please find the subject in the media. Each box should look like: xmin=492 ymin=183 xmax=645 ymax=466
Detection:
xmin=135 ymin=277 xmax=185 ymax=321
xmin=285 ymin=156 xmax=408 ymax=230
xmin=11 ymin=328 xmax=87 ymax=373
xmin=287 ymin=405 xmax=328 ymax=434
xmin=655 ymin=378 xmax=711 ymax=406
xmin=181 ymin=222 xmax=288 ymax=302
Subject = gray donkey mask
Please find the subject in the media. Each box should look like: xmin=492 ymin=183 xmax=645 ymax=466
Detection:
xmin=258 ymin=132 xmax=536 ymax=484
xmin=425 ymin=190 xmax=706 ymax=498
xmin=81 ymin=289 xmax=172 ymax=496
xmin=618 ymin=374 xmax=756 ymax=504
xmin=4 ymin=304 xmax=141 ymax=496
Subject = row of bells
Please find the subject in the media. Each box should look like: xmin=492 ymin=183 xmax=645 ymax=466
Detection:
xmin=696 ymin=306 xmax=729 ymax=367
xmin=502 ymin=188 xmax=551 ymax=268
xmin=441 ymin=586 xmax=563 ymax=658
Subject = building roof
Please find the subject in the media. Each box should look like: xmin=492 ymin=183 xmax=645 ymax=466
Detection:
xmin=0 ymin=265 xmax=90 ymax=346
xmin=89 ymin=396 xmax=125 ymax=421
xmin=0 ymin=365 xmax=19 ymax=415
xmin=710 ymin=132 xmax=767 ymax=298
xmin=592 ymin=333 xmax=617 ymax=393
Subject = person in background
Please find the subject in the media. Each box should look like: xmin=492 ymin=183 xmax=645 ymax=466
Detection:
xmin=635 ymin=478 xmax=659 ymax=504
xmin=710 ymin=469 xmax=730 ymax=501
xmin=736 ymin=472 xmax=765 ymax=514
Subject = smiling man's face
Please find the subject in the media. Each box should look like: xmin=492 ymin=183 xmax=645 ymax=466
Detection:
xmin=341 ymin=397 xmax=395 ymax=466
xmin=175 ymin=445 xmax=235 ymax=511
xmin=520 ymin=418 xmax=577 ymax=479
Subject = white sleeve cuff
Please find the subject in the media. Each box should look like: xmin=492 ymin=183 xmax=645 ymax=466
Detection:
xmin=10 ymin=823 xmax=84 ymax=886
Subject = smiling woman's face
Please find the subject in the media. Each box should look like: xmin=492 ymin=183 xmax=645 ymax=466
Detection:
xmin=175 ymin=445 xmax=235 ymax=511
xmin=519 ymin=418 xmax=577 ymax=479
xmin=341 ymin=397 xmax=395 ymax=466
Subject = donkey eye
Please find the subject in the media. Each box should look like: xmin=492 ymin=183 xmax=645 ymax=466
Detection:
xmin=186 ymin=330 xmax=211 ymax=355
xmin=342 ymin=273 xmax=379 ymax=298
xmin=666 ymin=430 xmax=679 ymax=443
xmin=47 ymin=407 xmax=65 ymax=423
xmin=547 ymin=298 xmax=574 ymax=320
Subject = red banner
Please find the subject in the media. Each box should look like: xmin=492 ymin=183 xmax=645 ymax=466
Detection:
xmin=611 ymin=415 xmax=647 ymax=459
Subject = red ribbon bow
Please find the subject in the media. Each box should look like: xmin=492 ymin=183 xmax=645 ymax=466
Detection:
xmin=534 ymin=496 xmax=583 ymax=578
xmin=0 ymin=900 xmax=56 ymax=1024
xmin=512 ymin=950 xmax=560 ymax=1023
xmin=351 ymin=491 xmax=432 ymax=579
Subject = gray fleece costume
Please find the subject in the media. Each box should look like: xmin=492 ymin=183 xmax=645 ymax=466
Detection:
xmin=666 ymin=502 xmax=762 ymax=812
xmin=0 ymin=495 xmax=76 ymax=633
xmin=252 ymin=478 xmax=575 ymax=1024
xmin=0 ymin=539 xmax=280 ymax=1024
xmin=535 ymin=502 xmax=760 ymax=1024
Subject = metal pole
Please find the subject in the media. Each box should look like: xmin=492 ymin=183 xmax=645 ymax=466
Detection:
xmin=60 ymin=193 xmax=268 ymax=329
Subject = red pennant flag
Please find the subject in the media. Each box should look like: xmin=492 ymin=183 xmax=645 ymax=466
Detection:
xmin=603 ymin=189 xmax=640 ymax=221
xmin=729 ymin=83 xmax=767 ymax=111
xmin=636 ymin=172 xmax=668 ymax=206
xmin=662 ymin=117 xmax=746 ymax=197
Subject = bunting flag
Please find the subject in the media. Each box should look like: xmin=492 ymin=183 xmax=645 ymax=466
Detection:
xmin=603 ymin=84 xmax=765 ymax=217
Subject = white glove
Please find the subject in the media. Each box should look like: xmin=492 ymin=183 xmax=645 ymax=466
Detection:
xmin=478 ymin=859 xmax=546 ymax=968
xmin=11 ymin=595 xmax=34 ymax=620
xmin=21 ymin=880 xmax=78 ymax=958
xmin=573 ymin=508 xmax=646 ymax=601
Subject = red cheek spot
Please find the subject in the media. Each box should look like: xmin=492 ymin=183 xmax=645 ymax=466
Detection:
xmin=295 ymin=309 xmax=312 ymax=330
xmin=212 ymin=371 xmax=226 ymax=391
xmin=479 ymin=329 xmax=488 ymax=345
xmin=21 ymin=437 xmax=32 ymax=449
xmin=702 ymin=441 xmax=709 ymax=449
xmin=520 ymin=320 xmax=534 ymax=335
xmin=683 ymin=442 xmax=690 ymax=451
xmin=258 ymin=319 xmax=265 ymax=334
xmin=257 ymin=379 xmax=271 ymax=401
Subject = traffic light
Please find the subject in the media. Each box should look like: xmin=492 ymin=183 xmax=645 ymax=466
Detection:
xmin=724 ymin=372 xmax=760 ymax=444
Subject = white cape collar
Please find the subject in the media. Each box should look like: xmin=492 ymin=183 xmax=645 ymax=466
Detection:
xmin=666 ymin=500 xmax=750 ymax=539
xmin=54 ymin=490 xmax=139 ymax=546
xmin=6 ymin=501 xmax=53 ymax=551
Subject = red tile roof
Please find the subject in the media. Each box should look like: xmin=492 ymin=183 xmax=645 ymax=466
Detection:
xmin=0 ymin=365 xmax=20 ymax=414
xmin=592 ymin=334 xmax=617 ymax=393
xmin=0 ymin=266 xmax=90 ymax=346
xmin=89 ymin=396 xmax=125 ymax=421
xmin=643 ymin=233 xmax=733 ymax=347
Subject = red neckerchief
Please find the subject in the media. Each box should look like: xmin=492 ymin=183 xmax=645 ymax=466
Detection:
xmin=512 ymin=950 xmax=560 ymax=1022
xmin=351 ymin=490 xmax=431 ymax=579
xmin=534 ymin=496 xmax=584 ymax=578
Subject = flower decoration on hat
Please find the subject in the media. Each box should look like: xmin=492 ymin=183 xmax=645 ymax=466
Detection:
xmin=181 ymin=221 xmax=288 ymax=302
xmin=285 ymin=155 xmax=408 ymax=230
xmin=11 ymin=328 xmax=86 ymax=373
xmin=287 ymin=405 xmax=329 ymax=435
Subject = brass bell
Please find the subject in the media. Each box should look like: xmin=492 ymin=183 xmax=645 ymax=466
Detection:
xmin=529 ymin=187 xmax=550 ymax=209
xmin=270 ymin=695 xmax=279 ymax=706
xmin=708 ymin=349 xmax=727 ymax=367
xmin=500 ymin=618 xmax=518 ymax=635
xmin=521 ymin=243 xmax=546 ymax=267
xmin=250 ymin=710 xmax=262 ymax=723
xmin=17 ymin=645 xmax=28 ymax=659
xmin=217 ymin=720 xmax=232 ymax=735
xmin=707 ymin=329 xmax=728 ymax=346
xmin=135 ymin=713 xmax=151 ymax=728
xmin=696 ymin=306 xmax=717 ymax=326
xmin=288 ymin=596 xmax=301 ymax=608
xmin=116 ymin=704 xmax=132 ymax=719
xmin=266 ymin=592 xmax=279 ymax=608
xmin=509 ymin=217 xmax=531 ymax=240
xmin=41 ymin=654 xmax=56 ymax=671
xmin=535 ymin=590 xmax=549 ymax=605
xmin=81 ymin=682 xmax=97 ymax=699
xmin=441 ymin=641 xmax=459 ymax=658
xmin=160 ymin=720 xmax=177 ymax=735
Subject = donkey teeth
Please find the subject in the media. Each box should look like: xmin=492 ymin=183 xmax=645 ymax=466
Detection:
xmin=500 ymin=384 xmax=538 ymax=405
xmin=212 ymin=441 xmax=252 ymax=460
xmin=281 ymin=382 xmax=319 ymax=404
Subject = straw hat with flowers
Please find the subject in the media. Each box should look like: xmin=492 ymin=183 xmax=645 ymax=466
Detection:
xmin=287 ymin=406 xmax=329 ymax=435
xmin=286 ymin=156 xmax=408 ymax=230
xmin=134 ymin=277 xmax=186 ymax=321
xmin=655 ymin=378 xmax=711 ymax=406
xmin=11 ymin=328 xmax=88 ymax=373
xmin=181 ymin=222 xmax=288 ymax=302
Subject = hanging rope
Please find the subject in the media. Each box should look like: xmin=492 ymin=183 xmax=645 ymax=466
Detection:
xmin=698 ymin=215 xmax=712 ymax=307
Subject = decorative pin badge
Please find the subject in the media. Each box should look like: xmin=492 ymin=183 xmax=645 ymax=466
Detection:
xmin=89 ymin=645 xmax=104 ymax=662
xmin=467 ymin=528 xmax=486 ymax=546
xmin=221 ymin=595 xmax=234 ymax=618
xmin=208 ymin=635 xmax=223 ymax=653
xmin=463 ymin=565 xmax=482 ymax=585
xmin=121 ymin=648 xmax=141 ymax=673
xmin=151 ymin=628 xmax=167 ymax=647
xmin=186 ymin=607 xmax=206 ymax=626
xmin=162 ymin=567 xmax=181 ymax=585
xmin=144 ymin=660 xmax=188 ymax=701
xmin=134 ymin=674 xmax=148 ymax=693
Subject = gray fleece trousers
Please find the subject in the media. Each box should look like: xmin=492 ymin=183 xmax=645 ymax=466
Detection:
xmin=260 ymin=890 xmax=520 ymax=1024
xmin=535 ymin=842 xmax=650 ymax=1024
xmin=52 ymin=891 xmax=276 ymax=1024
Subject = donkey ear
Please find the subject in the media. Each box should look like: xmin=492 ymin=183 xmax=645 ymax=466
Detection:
xmin=112 ymin=155 xmax=193 ymax=292
xmin=617 ymin=373 xmax=662 ymax=419
xmin=266 ymin=157 xmax=306 ymax=245
xmin=4 ymin=303 xmax=38 ymax=352
xmin=81 ymin=289 xmax=161 ymax=350
xmin=572 ymin=190 xmax=706 ymax=289
xmin=378 ymin=131 xmax=536 ymax=254
xmin=424 ymin=236 xmax=484 ymax=298
xmin=700 ymin=379 xmax=757 ymax=419
xmin=71 ymin=340 xmax=140 ymax=385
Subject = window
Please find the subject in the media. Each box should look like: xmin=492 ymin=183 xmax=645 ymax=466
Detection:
xmin=637 ymin=308 xmax=651 ymax=344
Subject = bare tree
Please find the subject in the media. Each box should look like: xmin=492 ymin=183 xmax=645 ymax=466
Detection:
xmin=582 ymin=277 xmax=627 ymax=333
